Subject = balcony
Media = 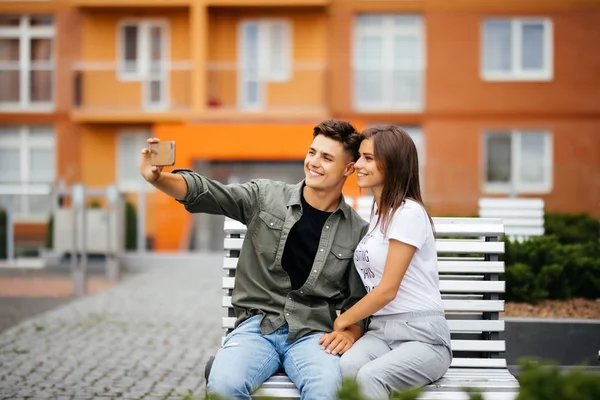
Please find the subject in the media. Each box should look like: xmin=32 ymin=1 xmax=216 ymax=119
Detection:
xmin=71 ymin=0 xmax=191 ymax=7
xmin=206 ymin=0 xmax=330 ymax=6
xmin=71 ymin=60 xmax=192 ymax=122
xmin=204 ymin=62 xmax=329 ymax=120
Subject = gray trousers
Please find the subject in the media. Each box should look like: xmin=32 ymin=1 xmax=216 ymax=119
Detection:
xmin=340 ymin=311 xmax=452 ymax=400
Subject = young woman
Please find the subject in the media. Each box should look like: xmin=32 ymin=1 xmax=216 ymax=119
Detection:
xmin=334 ymin=125 xmax=452 ymax=399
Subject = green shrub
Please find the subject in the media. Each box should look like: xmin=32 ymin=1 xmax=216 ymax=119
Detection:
xmin=516 ymin=358 xmax=600 ymax=400
xmin=502 ymin=212 xmax=600 ymax=303
xmin=505 ymin=262 xmax=548 ymax=303
xmin=45 ymin=215 xmax=53 ymax=250
xmin=125 ymin=200 xmax=137 ymax=251
xmin=545 ymin=212 xmax=600 ymax=245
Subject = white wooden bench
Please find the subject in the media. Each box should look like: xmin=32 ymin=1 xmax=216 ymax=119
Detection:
xmin=478 ymin=198 xmax=545 ymax=242
xmin=209 ymin=217 xmax=520 ymax=400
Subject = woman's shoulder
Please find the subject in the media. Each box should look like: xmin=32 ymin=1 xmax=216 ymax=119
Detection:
xmin=395 ymin=198 xmax=427 ymax=217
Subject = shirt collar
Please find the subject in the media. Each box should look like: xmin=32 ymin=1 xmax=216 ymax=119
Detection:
xmin=288 ymin=180 xmax=352 ymax=219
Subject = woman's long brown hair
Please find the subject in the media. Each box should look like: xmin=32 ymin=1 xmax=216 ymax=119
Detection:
xmin=363 ymin=125 xmax=435 ymax=235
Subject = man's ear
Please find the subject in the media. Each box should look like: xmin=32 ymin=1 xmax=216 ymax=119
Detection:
xmin=344 ymin=162 xmax=355 ymax=177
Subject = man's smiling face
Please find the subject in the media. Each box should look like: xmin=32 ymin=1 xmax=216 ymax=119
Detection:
xmin=304 ymin=134 xmax=353 ymax=191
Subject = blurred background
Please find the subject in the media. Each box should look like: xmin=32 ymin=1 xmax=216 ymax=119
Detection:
xmin=0 ymin=0 xmax=598 ymax=258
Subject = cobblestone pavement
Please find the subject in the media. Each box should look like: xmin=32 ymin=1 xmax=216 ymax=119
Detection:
xmin=0 ymin=254 xmax=224 ymax=400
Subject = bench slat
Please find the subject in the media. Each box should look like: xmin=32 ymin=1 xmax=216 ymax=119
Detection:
xmin=221 ymin=317 xmax=504 ymax=334
xmin=504 ymin=227 xmax=545 ymax=236
xmin=479 ymin=209 xmax=544 ymax=218
xmin=418 ymin=392 xmax=517 ymax=400
xmin=224 ymin=238 xmax=505 ymax=255
xmin=254 ymin=370 xmax=518 ymax=400
xmin=221 ymin=278 xmax=504 ymax=294
xmin=439 ymin=280 xmax=505 ymax=293
xmin=438 ymin=261 xmax=504 ymax=274
xmin=224 ymin=217 xmax=506 ymax=238
xmin=224 ymin=258 xmax=505 ymax=274
xmin=221 ymin=297 xmax=504 ymax=312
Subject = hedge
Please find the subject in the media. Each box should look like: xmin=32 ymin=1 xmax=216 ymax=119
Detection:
xmin=503 ymin=212 xmax=600 ymax=303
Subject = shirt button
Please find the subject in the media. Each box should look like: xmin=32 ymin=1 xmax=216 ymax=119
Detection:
xmin=338 ymin=253 xmax=342 ymax=257
xmin=313 ymin=269 xmax=317 ymax=273
xmin=320 ymin=248 xmax=324 ymax=252
xmin=286 ymin=313 xmax=290 ymax=316
xmin=300 ymin=291 xmax=304 ymax=294
xmin=270 ymin=222 xmax=274 ymax=226
xmin=325 ymin=225 xmax=329 ymax=229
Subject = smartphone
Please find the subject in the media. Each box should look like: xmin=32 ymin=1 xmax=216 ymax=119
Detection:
xmin=150 ymin=141 xmax=176 ymax=167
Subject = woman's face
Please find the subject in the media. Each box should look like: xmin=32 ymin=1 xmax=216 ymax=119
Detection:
xmin=355 ymin=138 xmax=384 ymax=190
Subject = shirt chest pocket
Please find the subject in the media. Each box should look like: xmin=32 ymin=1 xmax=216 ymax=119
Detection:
xmin=251 ymin=211 xmax=285 ymax=255
xmin=321 ymin=243 xmax=354 ymax=283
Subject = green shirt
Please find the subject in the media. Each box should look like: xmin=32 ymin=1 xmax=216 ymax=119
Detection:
xmin=173 ymin=169 xmax=369 ymax=342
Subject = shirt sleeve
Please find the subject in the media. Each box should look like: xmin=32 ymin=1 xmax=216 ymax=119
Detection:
xmin=387 ymin=203 xmax=428 ymax=250
xmin=171 ymin=169 xmax=261 ymax=225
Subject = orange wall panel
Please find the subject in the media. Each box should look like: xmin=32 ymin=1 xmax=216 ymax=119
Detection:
xmin=425 ymin=119 xmax=600 ymax=217
xmin=426 ymin=11 xmax=600 ymax=116
xmin=81 ymin=125 xmax=117 ymax=186
xmin=207 ymin=9 xmax=328 ymax=109
xmin=80 ymin=9 xmax=191 ymax=110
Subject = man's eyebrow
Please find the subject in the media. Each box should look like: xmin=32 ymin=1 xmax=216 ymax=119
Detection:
xmin=309 ymin=147 xmax=336 ymax=159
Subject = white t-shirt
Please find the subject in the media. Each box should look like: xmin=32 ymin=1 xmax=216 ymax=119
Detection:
xmin=353 ymin=199 xmax=444 ymax=315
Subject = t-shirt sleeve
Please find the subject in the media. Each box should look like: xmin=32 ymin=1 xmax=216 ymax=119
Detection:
xmin=387 ymin=203 xmax=428 ymax=249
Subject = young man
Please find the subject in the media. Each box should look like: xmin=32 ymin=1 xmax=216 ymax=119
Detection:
xmin=139 ymin=120 xmax=368 ymax=400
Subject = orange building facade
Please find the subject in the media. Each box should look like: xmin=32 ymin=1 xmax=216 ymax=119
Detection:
xmin=1 ymin=0 xmax=599 ymax=253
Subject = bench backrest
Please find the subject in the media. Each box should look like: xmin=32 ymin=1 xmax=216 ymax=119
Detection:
xmin=478 ymin=197 xmax=544 ymax=242
xmin=222 ymin=216 xmax=508 ymax=369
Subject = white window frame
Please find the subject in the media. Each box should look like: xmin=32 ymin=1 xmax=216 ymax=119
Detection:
xmin=116 ymin=129 xmax=154 ymax=193
xmin=0 ymin=15 xmax=55 ymax=112
xmin=117 ymin=19 xmax=170 ymax=110
xmin=481 ymin=18 xmax=553 ymax=82
xmin=353 ymin=14 xmax=425 ymax=113
xmin=0 ymin=125 xmax=55 ymax=221
xmin=238 ymin=19 xmax=292 ymax=110
xmin=482 ymin=129 xmax=553 ymax=195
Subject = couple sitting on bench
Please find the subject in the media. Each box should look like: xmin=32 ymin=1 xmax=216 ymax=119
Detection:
xmin=139 ymin=120 xmax=452 ymax=400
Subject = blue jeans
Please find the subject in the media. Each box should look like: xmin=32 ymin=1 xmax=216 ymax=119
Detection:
xmin=207 ymin=315 xmax=341 ymax=400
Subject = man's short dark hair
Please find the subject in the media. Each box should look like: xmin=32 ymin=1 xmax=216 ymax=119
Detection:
xmin=313 ymin=120 xmax=363 ymax=162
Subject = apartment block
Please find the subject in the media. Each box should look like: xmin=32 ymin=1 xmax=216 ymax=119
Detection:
xmin=1 ymin=0 xmax=599 ymax=253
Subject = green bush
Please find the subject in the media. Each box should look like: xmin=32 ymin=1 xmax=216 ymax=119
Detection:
xmin=125 ymin=200 xmax=137 ymax=251
xmin=545 ymin=212 xmax=600 ymax=245
xmin=516 ymin=358 xmax=600 ymax=400
xmin=45 ymin=215 xmax=53 ymax=250
xmin=502 ymin=212 xmax=600 ymax=303
xmin=0 ymin=208 xmax=6 ymax=259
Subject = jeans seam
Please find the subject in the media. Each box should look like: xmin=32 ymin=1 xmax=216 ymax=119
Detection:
xmin=247 ymin=344 xmax=280 ymax=392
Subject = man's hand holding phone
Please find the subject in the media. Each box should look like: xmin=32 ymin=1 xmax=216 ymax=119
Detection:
xmin=140 ymin=137 xmax=189 ymax=201
xmin=140 ymin=137 xmax=175 ymax=183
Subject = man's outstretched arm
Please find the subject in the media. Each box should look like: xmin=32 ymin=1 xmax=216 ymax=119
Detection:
xmin=140 ymin=137 xmax=260 ymax=224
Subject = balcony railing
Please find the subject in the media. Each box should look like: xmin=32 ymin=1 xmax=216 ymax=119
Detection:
xmin=72 ymin=60 xmax=192 ymax=118
xmin=205 ymin=61 xmax=328 ymax=118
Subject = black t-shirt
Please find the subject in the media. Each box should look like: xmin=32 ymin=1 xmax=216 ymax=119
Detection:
xmin=281 ymin=194 xmax=332 ymax=290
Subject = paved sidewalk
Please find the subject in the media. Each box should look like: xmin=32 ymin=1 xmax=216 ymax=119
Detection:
xmin=0 ymin=254 xmax=224 ymax=400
